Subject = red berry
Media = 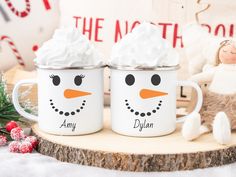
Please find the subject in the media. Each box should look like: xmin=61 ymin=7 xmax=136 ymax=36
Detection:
xmin=25 ymin=136 xmax=38 ymax=148
xmin=10 ymin=127 xmax=24 ymax=140
xmin=19 ymin=141 xmax=33 ymax=153
xmin=0 ymin=135 xmax=7 ymax=146
xmin=5 ymin=121 xmax=18 ymax=132
xmin=9 ymin=141 xmax=20 ymax=153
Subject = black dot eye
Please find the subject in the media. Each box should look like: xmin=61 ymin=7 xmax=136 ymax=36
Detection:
xmin=52 ymin=75 xmax=60 ymax=86
xmin=74 ymin=75 xmax=84 ymax=86
xmin=125 ymin=74 xmax=135 ymax=86
xmin=151 ymin=74 xmax=161 ymax=86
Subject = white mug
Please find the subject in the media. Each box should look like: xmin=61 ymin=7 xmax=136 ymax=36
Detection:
xmin=110 ymin=65 xmax=203 ymax=137
xmin=12 ymin=66 xmax=104 ymax=135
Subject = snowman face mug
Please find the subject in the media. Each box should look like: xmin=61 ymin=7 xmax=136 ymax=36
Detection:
xmin=12 ymin=66 xmax=104 ymax=135
xmin=110 ymin=65 xmax=203 ymax=137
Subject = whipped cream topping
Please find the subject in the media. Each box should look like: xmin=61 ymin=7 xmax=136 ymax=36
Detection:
xmin=34 ymin=28 xmax=103 ymax=67
xmin=109 ymin=22 xmax=179 ymax=68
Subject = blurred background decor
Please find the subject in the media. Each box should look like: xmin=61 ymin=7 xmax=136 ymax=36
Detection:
xmin=0 ymin=0 xmax=60 ymax=71
xmin=1 ymin=0 xmax=236 ymax=106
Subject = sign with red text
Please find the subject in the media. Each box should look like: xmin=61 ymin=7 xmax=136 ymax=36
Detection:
xmin=0 ymin=0 xmax=60 ymax=71
xmin=59 ymin=0 xmax=236 ymax=104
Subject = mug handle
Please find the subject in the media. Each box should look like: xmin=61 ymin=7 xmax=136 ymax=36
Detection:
xmin=176 ymin=80 xmax=203 ymax=123
xmin=12 ymin=79 xmax=38 ymax=122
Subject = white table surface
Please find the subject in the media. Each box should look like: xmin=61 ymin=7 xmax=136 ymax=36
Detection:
xmin=0 ymin=146 xmax=235 ymax=177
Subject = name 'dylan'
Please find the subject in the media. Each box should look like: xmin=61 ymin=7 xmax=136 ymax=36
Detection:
xmin=133 ymin=119 xmax=154 ymax=132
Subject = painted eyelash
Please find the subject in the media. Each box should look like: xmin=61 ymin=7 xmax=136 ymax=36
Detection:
xmin=49 ymin=74 xmax=85 ymax=78
xmin=79 ymin=74 xmax=85 ymax=78
xmin=49 ymin=74 xmax=55 ymax=78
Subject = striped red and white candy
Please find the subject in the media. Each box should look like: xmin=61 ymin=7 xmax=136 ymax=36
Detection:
xmin=0 ymin=35 xmax=25 ymax=66
xmin=4 ymin=0 xmax=31 ymax=18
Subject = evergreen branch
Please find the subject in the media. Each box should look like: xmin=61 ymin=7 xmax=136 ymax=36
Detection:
xmin=0 ymin=73 xmax=35 ymax=129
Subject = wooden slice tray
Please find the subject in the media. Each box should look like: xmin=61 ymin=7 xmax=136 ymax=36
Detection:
xmin=32 ymin=108 xmax=236 ymax=172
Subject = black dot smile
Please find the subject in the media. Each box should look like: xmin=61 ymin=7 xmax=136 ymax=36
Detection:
xmin=49 ymin=99 xmax=86 ymax=116
xmin=125 ymin=99 xmax=162 ymax=117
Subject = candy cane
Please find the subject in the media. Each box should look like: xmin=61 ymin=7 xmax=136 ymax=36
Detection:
xmin=4 ymin=0 xmax=31 ymax=18
xmin=0 ymin=36 xmax=25 ymax=66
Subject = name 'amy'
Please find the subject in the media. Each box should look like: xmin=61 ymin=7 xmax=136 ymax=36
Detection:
xmin=59 ymin=119 xmax=76 ymax=132
xmin=133 ymin=119 xmax=153 ymax=132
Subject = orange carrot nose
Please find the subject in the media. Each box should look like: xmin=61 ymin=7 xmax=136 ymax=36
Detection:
xmin=140 ymin=89 xmax=168 ymax=99
xmin=64 ymin=89 xmax=91 ymax=99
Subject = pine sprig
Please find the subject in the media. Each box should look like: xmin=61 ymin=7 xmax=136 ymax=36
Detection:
xmin=0 ymin=74 xmax=38 ymax=143
xmin=0 ymin=76 xmax=20 ymax=126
